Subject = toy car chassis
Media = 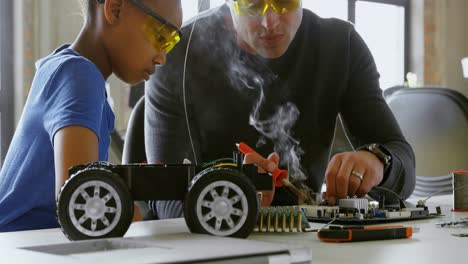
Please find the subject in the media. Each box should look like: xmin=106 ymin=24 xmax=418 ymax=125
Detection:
xmin=57 ymin=152 xmax=272 ymax=241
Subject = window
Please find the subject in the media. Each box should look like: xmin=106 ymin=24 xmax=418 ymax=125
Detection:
xmin=303 ymin=0 xmax=348 ymax=20
xmin=182 ymin=0 xmax=200 ymax=22
xmin=355 ymin=1 xmax=406 ymax=89
xmin=210 ymin=0 xmax=226 ymax=8
xmin=0 ymin=0 xmax=14 ymax=168
xmin=303 ymin=0 xmax=409 ymax=90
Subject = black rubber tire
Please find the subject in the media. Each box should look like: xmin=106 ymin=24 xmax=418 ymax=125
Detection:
xmin=184 ymin=167 xmax=258 ymax=238
xmin=57 ymin=167 xmax=133 ymax=241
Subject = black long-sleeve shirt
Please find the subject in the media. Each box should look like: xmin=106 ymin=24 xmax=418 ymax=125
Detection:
xmin=145 ymin=6 xmax=415 ymax=217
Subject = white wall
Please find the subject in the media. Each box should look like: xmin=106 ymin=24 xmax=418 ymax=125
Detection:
xmin=463 ymin=1 xmax=468 ymax=91
xmin=427 ymin=0 xmax=468 ymax=97
xmin=409 ymin=0 xmax=424 ymax=84
xmin=409 ymin=0 xmax=468 ymax=97
xmin=444 ymin=0 xmax=468 ymax=96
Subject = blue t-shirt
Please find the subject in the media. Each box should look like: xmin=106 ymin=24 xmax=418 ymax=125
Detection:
xmin=0 ymin=45 xmax=115 ymax=232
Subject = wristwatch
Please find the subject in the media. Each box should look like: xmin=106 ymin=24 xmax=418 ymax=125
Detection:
xmin=364 ymin=143 xmax=392 ymax=171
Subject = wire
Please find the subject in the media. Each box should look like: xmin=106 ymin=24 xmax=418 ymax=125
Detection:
xmin=202 ymin=158 xmax=236 ymax=168
xmin=319 ymin=213 xmax=338 ymax=231
xmin=306 ymin=213 xmax=338 ymax=232
xmin=422 ymin=184 xmax=466 ymax=203
xmin=372 ymin=186 xmax=407 ymax=210
xmin=182 ymin=2 xmax=204 ymax=165
xmin=373 ymin=184 xmax=467 ymax=208
xmin=214 ymin=163 xmax=237 ymax=167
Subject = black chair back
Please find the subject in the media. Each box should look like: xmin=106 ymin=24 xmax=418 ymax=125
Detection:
xmin=123 ymin=96 xmax=146 ymax=164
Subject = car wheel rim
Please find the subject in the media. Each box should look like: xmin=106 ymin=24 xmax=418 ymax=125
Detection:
xmin=68 ymin=180 xmax=122 ymax=237
xmin=196 ymin=180 xmax=248 ymax=236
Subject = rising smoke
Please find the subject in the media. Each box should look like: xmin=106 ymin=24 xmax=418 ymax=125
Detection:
xmin=193 ymin=5 xmax=314 ymax=195
xmin=231 ymin=64 xmax=316 ymax=202
xmin=247 ymin=78 xmax=307 ymax=182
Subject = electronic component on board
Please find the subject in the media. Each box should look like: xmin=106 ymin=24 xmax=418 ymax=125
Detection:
xmin=338 ymin=198 xmax=368 ymax=212
xmin=298 ymin=198 xmax=436 ymax=225
xmin=256 ymin=206 xmax=310 ymax=233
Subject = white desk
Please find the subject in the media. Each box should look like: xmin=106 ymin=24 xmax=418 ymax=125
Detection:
xmin=0 ymin=195 xmax=467 ymax=264
xmin=251 ymin=195 xmax=468 ymax=264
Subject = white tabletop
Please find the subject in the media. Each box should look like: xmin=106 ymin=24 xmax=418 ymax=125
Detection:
xmin=0 ymin=195 xmax=467 ymax=264
xmin=250 ymin=195 xmax=468 ymax=264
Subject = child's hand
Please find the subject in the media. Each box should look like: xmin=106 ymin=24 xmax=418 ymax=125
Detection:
xmin=243 ymin=152 xmax=279 ymax=207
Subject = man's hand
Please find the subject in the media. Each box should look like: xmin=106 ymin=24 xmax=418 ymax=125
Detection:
xmin=325 ymin=150 xmax=384 ymax=205
xmin=243 ymin=152 xmax=279 ymax=207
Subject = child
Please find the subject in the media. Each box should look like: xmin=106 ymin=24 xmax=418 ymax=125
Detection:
xmin=0 ymin=0 xmax=182 ymax=232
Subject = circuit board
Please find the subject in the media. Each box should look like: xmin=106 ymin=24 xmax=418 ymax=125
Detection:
xmin=258 ymin=198 xmax=442 ymax=230
xmin=301 ymin=198 xmax=442 ymax=225
xmin=306 ymin=214 xmax=439 ymax=225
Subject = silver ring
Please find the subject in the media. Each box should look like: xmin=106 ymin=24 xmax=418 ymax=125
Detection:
xmin=351 ymin=170 xmax=364 ymax=181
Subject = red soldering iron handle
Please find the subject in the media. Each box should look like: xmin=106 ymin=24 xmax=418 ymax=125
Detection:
xmin=236 ymin=142 xmax=257 ymax=155
xmin=270 ymin=169 xmax=288 ymax=188
xmin=236 ymin=142 xmax=288 ymax=187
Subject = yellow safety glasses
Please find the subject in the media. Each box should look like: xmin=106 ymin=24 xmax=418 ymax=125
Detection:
xmin=234 ymin=0 xmax=302 ymax=17
xmin=129 ymin=0 xmax=182 ymax=53
xmin=142 ymin=18 xmax=181 ymax=54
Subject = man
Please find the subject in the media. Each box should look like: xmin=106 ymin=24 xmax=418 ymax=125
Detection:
xmin=145 ymin=0 xmax=415 ymax=219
